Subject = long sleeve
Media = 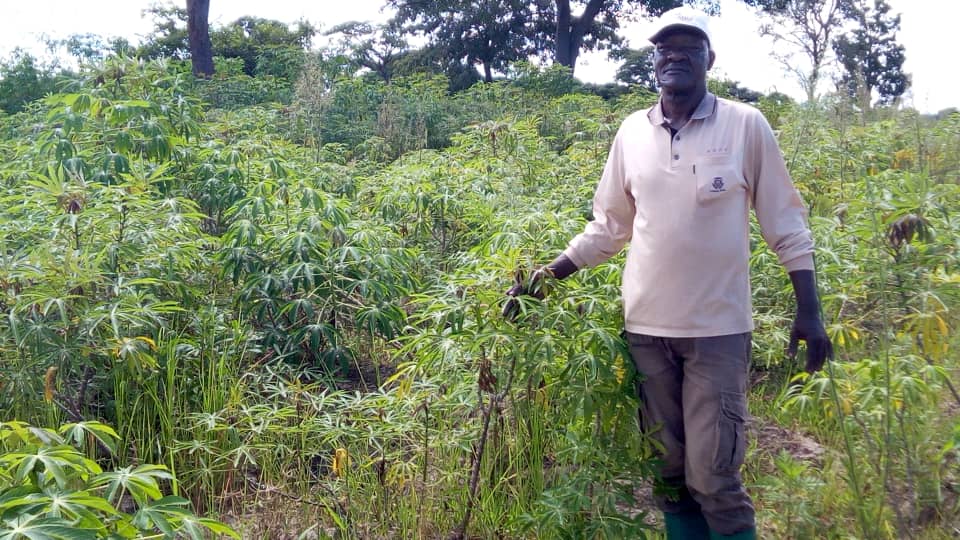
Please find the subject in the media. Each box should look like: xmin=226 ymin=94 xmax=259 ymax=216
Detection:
xmin=563 ymin=127 xmax=636 ymax=269
xmin=746 ymin=112 xmax=814 ymax=272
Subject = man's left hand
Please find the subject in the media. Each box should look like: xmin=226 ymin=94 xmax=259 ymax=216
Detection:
xmin=788 ymin=312 xmax=833 ymax=374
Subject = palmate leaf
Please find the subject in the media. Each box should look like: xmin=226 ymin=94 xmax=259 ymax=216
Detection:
xmin=5 ymin=446 xmax=99 ymax=490
xmin=58 ymin=423 xmax=119 ymax=456
xmin=0 ymin=468 xmax=12 ymax=490
xmin=90 ymin=464 xmax=171 ymax=507
xmin=0 ymin=486 xmax=44 ymax=516
xmin=0 ymin=490 xmax=110 ymax=533
xmin=0 ymin=424 xmax=64 ymax=451
xmin=130 ymin=496 xmax=191 ymax=537
xmin=178 ymin=516 xmax=241 ymax=540
xmin=41 ymin=489 xmax=116 ymax=528
xmin=0 ymin=513 xmax=97 ymax=540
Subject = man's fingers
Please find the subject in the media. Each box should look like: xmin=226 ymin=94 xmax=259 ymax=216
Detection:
xmin=501 ymin=297 xmax=519 ymax=320
xmin=805 ymin=339 xmax=823 ymax=373
xmin=804 ymin=335 xmax=834 ymax=373
xmin=787 ymin=327 xmax=799 ymax=358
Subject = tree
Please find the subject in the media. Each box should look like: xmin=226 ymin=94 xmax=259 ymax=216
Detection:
xmin=833 ymin=0 xmax=909 ymax=109
xmin=325 ymin=22 xmax=408 ymax=83
xmin=709 ymin=78 xmax=764 ymax=103
xmin=41 ymin=33 xmax=134 ymax=65
xmin=388 ymin=0 xmax=787 ymax=79
xmin=387 ymin=0 xmax=550 ymax=82
xmin=551 ymin=0 xmax=783 ymax=74
xmin=140 ymin=5 xmax=314 ymax=80
xmin=212 ymin=16 xmax=315 ymax=77
xmin=139 ymin=3 xmax=189 ymax=59
xmin=758 ymin=0 xmax=850 ymax=102
xmin=393 ymin=45 xmax=483 ymax=91
xmin=613 ymin=46 xmax=656 ymax=90
xmin=186 ymin=0 xmax=214 ymax=76
xmin=0 ymin=49 xmax=60 ymax=114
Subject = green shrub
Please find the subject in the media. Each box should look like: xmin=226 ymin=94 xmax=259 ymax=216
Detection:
xmin=0 ymin=420 xmax=237 ymax=538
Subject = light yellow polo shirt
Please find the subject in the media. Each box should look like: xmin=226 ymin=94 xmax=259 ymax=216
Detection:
xmin=563 ymin=93 xmax=814 ymax=338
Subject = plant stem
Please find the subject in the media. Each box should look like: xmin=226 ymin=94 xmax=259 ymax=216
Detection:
xmin=451 ymin=344 xmax=518 ymax=540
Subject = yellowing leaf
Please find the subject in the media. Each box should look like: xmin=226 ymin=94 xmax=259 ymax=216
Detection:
xmin=936 ymin=315 xmax=948 ymax=338
xmin=44 ymin=366 xmax=58 ymax=403
xmin=613 ymin=359 xmax=626 ymax=385
xmin=333 ymin=448 xmax=350 ymax=478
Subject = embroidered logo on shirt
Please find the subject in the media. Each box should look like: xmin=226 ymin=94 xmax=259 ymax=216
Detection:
xmin=711 ymin=176 xmax=726 ymax=192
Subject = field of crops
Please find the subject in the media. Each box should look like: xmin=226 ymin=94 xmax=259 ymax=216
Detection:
xmin=0 ymin=57 xmax=958 ymax=538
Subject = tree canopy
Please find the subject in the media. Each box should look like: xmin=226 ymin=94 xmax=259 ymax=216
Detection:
xmin=386 ymin=0 xmax=551 ymax=82
xmin=139 ymin=3 xmax=315 ymax=79
xmin=759 ymin=0 xmax=850 ymax=102
xmin=833 ymin=0 xmax=909 ymax=108
xmin=386 ymin=0 xmax=796 ymax=78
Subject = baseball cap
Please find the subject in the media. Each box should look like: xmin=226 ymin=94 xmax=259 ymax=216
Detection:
xmin=648 ymin=6 xmax=712 ymax=47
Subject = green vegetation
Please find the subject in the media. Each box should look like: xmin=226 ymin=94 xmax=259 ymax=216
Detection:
xmin=0 ymin=14 xmax=957 ymax=538
xmin=0 ymin=421 xmax=237 ymax=539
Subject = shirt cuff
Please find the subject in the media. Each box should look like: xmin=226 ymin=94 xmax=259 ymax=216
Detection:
xmin=783 ymin=253 xmax=815 ymax=273
xmin=562 ymin=247 xmax=590 ymax=270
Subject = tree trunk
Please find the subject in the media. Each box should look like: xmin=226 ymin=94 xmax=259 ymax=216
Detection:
xmin=483 ymin=61 xmax=493 ymax=83
xmin=186 ymin=0 xmax=215 ymax=77
xmin=806 ymin=66 xmax=819 ymax=103
xmin=554 ymin=0 xmax=607 ymax=75
xmin=555 ymin=0 xmax=574 ymax=69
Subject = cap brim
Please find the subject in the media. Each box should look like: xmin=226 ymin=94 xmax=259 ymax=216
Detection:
xmin=649 ymin=24 xmax=710 ymax=45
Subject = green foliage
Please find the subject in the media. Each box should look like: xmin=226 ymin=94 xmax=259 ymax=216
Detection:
xmin=139 ymin=3 xmax=190 ymax=60
xmin=756 ymin=451 xmax=826 ymax=538
xmin=210 ymin=16 xmax=314 ymax=78
xmin=614 ymin=46 xmax=657 ymax=91
xmin=291 ymin=72 xmax=456 ymax=160
xmin=0 ymin=421 xmax=237 ymax=539
xmin=757 ymin=0 xmax=850 ymax=102
xmin=387 ymin=0 xmax=550 ymax=82
xmin=508 ymin=62 xmax=580 ymax=98
xmin=708 ymin=78 xmax=764 ymax=104
xmin=750 ymin=98 xmax=960 ymax=537
xmin=49 ymin=34 xmax=134 ymax=64
xmin=0 ymin=45 xmax=958 ymax=539
xmin=0 ymin=50 xmax=60 ymax=115
xmin=139 ymin=3 xmax=313 ymax=81
xmin=325 ymin=22 xmax=411 ymax=84
xmin=834 ymin=0 xmax=909 ymax=108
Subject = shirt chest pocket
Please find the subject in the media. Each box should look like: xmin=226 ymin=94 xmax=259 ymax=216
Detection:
xmin=695 ymin=157 xmax=747 ymax=204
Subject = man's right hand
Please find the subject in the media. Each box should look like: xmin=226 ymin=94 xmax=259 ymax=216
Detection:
xmin=501 ymin=254 xmax=579 ymax=320
xmin=502 ymin=268 xmax=549 ymax=320
xmin=503 ymin=253 xmax=577 ymax=321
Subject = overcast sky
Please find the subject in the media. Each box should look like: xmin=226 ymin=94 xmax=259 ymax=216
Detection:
xmin=1 ymin=0 xmax=956 ymax=113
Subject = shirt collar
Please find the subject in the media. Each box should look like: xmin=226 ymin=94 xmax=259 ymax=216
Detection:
xmin=647 ymin=92 xmax=717 ymax=126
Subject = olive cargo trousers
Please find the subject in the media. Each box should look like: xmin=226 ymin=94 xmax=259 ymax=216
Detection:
xmin=625 ymin=331 xmax=755 ymax=536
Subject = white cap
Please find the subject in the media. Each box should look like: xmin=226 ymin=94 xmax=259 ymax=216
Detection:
xmin=648 ymin=6 xmax=712 ymax=47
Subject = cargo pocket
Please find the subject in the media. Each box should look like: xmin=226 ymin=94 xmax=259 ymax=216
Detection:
xmin=713 ymin=390 xmax=747 ymax=473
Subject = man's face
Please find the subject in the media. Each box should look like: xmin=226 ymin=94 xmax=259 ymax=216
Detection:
xmin=653 ymin=30 xmax=715 ymax=92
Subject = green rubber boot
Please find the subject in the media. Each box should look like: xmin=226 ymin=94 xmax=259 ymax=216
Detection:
xmin=709 ymin=527 xmax=756 ymax=539
xmin=663 ymin=511 xmax=710 ymax=540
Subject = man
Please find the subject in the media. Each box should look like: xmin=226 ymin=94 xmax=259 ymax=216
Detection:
xmin=504 ymin=6 xmax=832 ymax=540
